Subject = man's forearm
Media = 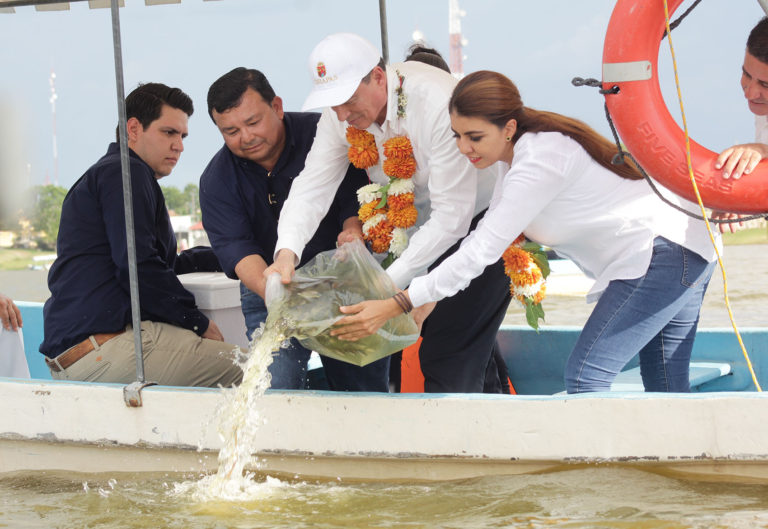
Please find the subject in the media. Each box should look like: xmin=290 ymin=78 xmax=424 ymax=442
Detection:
xmin=235 ymin=254 xmax=269 ymax=298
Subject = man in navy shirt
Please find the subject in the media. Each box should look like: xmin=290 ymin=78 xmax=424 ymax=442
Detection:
xmin=41 ymin=83 xmax=242 ymax=387
xmin=200 ymin=67 xmax=389 ymax=391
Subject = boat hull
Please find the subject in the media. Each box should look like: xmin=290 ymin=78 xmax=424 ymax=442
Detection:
xmin=2 ymin=377 xmax=768 ymax=482
xmin=7 ymin=303 xmax=768 ymax=482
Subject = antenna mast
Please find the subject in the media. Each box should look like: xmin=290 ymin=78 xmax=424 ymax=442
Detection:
xmin=49 ymin=69 xmax=59 ymax=186
xmin=448 ymin=0 xmax=466 ymax=78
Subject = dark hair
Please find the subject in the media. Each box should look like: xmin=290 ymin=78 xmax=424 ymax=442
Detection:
xmin=360 ymin=58 xmax=387 ymax=84
xmin=207 ymin=67 xmax=276 ymax=121
xmin=117 ymin=82 xmax=193 ymax=141
xmin=748 ymin=17 xmax=768 ymax=64
xmin=449 ymin=70 xmax=641 ymax=180
xmin=404 ymin=44 xmax=450 ymax=73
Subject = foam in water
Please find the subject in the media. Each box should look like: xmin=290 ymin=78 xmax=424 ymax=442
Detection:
xmin=189 ymin=320 xmax=290 ymax=501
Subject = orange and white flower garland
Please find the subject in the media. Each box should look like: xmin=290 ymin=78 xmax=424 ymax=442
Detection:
xmin=347 ymin=127 xmax=418 ymax=268
xmin=502 ymin=235 xmax=549 ymax=330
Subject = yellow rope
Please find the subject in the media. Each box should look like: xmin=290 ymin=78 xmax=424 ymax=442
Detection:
xmin=662 ymin=0 xmax=762 ymax=391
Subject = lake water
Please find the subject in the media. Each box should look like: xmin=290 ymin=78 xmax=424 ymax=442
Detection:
xmin=503 ymin=243 xmax=768 ymax=329
xmin=5 ymin=244 xmax=768 ymax=328
xmin=2 ymin=244 xmax=768 ymax=527
xmin=3 ymin=466 xmax=768 ymax=528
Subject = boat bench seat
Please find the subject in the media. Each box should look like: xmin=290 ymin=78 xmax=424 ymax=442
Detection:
xmin=553 ymin=362 xmax=732 ymax=394
xmin=608 ymin=361 xmax=732 ymax=392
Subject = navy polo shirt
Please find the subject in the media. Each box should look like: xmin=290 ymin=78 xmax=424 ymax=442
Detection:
xmin=200 ymin=112 xmax=367 ymax=278
xmin=40 ymin=143 xmax=209 ymax=358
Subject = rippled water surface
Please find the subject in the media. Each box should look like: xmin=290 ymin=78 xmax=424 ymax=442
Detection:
xmin=3 ymin=467 xmax=768 ymax=528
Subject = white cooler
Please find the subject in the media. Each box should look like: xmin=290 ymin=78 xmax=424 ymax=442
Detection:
xmin=178 ymin=272 xmax=248 ymax=350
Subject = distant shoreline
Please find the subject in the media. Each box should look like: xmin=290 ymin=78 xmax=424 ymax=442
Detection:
xmin=720 ymin=225 xmax=768 ymax=245
xmin=2 ymin=227 xmax=765 ymax=306
xmin=6 ymin=243 xmax=768 ymax=328
xmin=1 ymin=227 xmax=764 ymax=272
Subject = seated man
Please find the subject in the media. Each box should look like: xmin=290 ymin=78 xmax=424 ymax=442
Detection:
xmin=200 ymin=67 xmax=389 ymax=391
xmin=40 ymin=83 xmax=242 ymax=387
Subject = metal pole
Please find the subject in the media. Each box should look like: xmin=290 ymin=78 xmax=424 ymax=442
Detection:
xmin=760 ymin=0 xmax=768 ymax=15
xmin=378 ymin=0 xmax=389 ymax=63
xmin=109 ymin=0 xmax=148 ymax=402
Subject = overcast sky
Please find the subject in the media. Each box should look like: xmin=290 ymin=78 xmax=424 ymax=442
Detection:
xmin=0 ymin=0 xmax=764 ymax=199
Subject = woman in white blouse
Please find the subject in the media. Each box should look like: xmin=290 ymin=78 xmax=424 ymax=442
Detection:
xmin=332 ymin=70 xmax=720 ymax=393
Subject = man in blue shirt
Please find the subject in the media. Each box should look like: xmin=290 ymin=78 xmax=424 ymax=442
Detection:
xmin=41 ymin=83 xmax=242 ymax=387
xmin=200 ymin=67 xmax=389 ymax=391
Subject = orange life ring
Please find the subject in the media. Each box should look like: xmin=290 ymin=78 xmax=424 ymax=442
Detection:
xmin=602 ymin=0 xmax=768 ymax=213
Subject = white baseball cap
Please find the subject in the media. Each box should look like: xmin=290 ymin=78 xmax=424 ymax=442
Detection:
xmin=301 ymin=33 xmax=382 ymax=111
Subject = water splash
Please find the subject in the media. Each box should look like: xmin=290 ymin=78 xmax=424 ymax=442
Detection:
xmin=183 ymin=284 xmax=347 ymax=500
xmin=175 ymin=474 xmax=291 ymax=503
xmin=189 ymin=320 xmax=296 ymax=500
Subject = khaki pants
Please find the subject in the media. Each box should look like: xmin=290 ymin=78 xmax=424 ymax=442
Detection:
xmin=50 ymin=321 xmax=243 ymax=387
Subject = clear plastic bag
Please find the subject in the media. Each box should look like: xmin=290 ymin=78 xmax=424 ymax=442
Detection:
xmin=264 ymin=239 xmax=419 ymax=366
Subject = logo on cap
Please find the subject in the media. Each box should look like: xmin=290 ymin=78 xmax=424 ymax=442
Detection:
xmin=316 ymin=62 xmax=327 ymax=78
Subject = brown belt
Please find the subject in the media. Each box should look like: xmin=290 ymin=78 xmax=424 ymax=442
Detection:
xmin=46 ymin=331 xmax=124 ymax=372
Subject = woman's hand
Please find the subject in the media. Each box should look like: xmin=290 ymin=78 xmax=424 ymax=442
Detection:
xmin=330 ymin=298 xmax=404 ymax=341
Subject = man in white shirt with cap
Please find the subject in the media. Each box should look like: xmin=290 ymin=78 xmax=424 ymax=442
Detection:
xmin=266 ymin=33 xmax=510 ymax=393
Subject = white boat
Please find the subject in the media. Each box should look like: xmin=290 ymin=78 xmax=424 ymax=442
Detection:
xmin=2 ymin=300 xmax=767 ymax=483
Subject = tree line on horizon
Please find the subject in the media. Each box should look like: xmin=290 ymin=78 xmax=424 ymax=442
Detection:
xmin=0 ymin=183 xmax=201 ymax=251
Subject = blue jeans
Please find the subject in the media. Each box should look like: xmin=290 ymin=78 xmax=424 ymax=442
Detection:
xmin=240 ymin=283 xmax=390 ymax=391
xmin=565 ymin=237 xmax=715 ymax=393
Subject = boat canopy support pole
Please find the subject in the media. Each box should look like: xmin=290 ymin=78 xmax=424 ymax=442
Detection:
xmin=110 ymin=0 xmax=154 ymax=407
xmin=378 ymin=0 xmax=389 ymax=63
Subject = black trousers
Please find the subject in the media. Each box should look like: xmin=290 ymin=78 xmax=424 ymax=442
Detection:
xmin=418 ymin=212 xmax=512 ymax=393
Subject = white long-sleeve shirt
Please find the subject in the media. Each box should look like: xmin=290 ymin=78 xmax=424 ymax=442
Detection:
xmin=275 ymin=61 xmax=495 ymax=289
xmin=408 ymin=131 xmax=721 ymax=307
xmin=755 ymin=114 xmax=768 ymax=144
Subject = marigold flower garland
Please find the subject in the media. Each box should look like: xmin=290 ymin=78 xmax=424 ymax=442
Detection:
xmin=346 ymin=127 xmax=378 ymax=169
xmin=503 ymin=235 xmax=550 ymax=330
xmin=347 ymin=126 xmax=418 ymax=268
